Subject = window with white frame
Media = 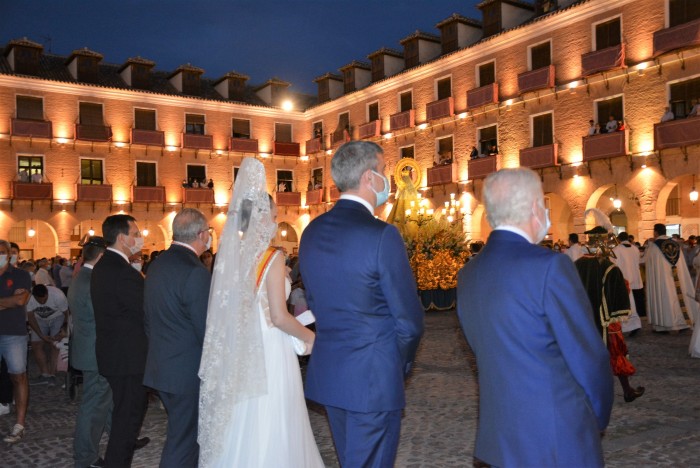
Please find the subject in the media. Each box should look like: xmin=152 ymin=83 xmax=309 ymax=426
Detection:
xmin=400 ymin=145 xmax=415 ymax=159
xmin=436 ymin=136 xmax=453 ymax=164
xmin=532 ymin=113 xmax=554 ymax=147
xmin=437 ymin=77 xmax=452 ymax=100
xmin=16 ymin=96 xmax=43 ymax=120
xmin=594 ymin=17 xmax=621 ymax=50
xmin=81 ymin=159 xmax=104 ymax=185
xmin=232 ymin=118 xmax=251 ymax=139
xmin=530 ymin=42 xmax=551 ymax=70
xmin=185 ymin=114 xmax=205 ymax=135
xmin=478 ymin=62 xmax=496 ymax=87
xmin=134 ymin=108 xmax=156 ymax=131
xmin=368 ymin=102 xmax=379 ymax=122
xmin=479 ymin=125 xmax=498 ymax=155
xmin=136 ymin=161 xmax=157 ymax=186
xmin=399 ymin=90 xmax=413 ymax=113
xmin=275 ymin=122 xmax=293 ymax=142
xmin=277 ymin=170 xmax=294 ymax=192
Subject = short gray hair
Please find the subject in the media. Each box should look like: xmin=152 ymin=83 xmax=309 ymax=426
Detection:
xmin=484 ymin=168 xmax=543 ymax=228
xmin=331 ymin=141 xmax=383 ymax=192
xmin=172 ymin=208 xmax=208 ymax=242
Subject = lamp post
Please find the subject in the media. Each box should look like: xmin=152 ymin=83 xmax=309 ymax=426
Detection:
xmin=691 ymin=175 xmax=698 ymax=205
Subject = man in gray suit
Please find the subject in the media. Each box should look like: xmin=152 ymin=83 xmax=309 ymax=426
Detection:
xmin=69 ymin=236 xmax=110 ymax=468
xmin=144 ymin=208 xmax=212 ymax=467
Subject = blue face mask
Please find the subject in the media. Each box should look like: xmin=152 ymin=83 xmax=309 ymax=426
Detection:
xmin=371 ymin=170 xmax=390 ymax=207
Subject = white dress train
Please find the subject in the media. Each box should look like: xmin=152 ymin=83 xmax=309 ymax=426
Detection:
xmin=214 ymin=253 xmax=324 ymax=467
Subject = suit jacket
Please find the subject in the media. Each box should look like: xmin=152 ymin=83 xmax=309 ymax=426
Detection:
xmin=91 ymin=249 xmax=147 ymax=377
xmin=457 ymin=230 xmax=613 ymax=467
xmin=68 ymin=266 xmax=98 ymax=371
xmin=299 ymin=199 xmax=424 ymax=412
xmin=143 ymin=244 xmax=211 ymax=394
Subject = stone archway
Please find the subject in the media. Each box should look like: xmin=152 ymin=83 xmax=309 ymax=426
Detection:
xmin=8 ymin=219 xmax=59 ymax=260
xmin=584 ymin=183 xmax=641 ymax=237
xmin=276 ymin=221 xmax=298 ymax=254
xmin=656 ymin=174 xmax=700 ymax=238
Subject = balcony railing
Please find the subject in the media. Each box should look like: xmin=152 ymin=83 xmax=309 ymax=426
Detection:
xmin=467 ymin=83 xmax=499 ymax=110
xmin=468 ymin=155 xmax=498 ymax=180
xmin=358 ymin=121 xmax=381 ymax=139
xmin=581 ymin=43 xmax=625 ymax=77
xmin=11 ymin=182 xmax=52 ymax=200
xmin=183 ymin=187 xmax=214 ymax=204
xmin=11 ymin=118 xmax=52 ymax=139
xmin=230 ymin=137 xmax=259 ymax=153
xmin=331 ymin=128 xmax=351 ymax=147
xmin=76 ymin=124 xmax=112 ymax=142
xmin=305 ymin=137 xmax=323 ymax=154
xmin=77 ymin=184 xmax=112 ymax=202
xmin=132 ymin=186 xmax=165 ymax=203
xmin=653 ymin=18 xmax=700 ymax=57
xmin=329 ymin=185 xmax=340 ymax=201
xmin=426 ymin=97 xmax=454 ymax=121
xmin=427 ymin=163 xmax=457 ymax=186
xmin=306 ymin=188 xmax=324 ymax=205
xmin=517 ymin=65 xmax=555 ymax=94
xmin=582 ymin=130 xmax=628 ymax=161
xmin=276 ymin=191 xmax=301 ymax=206
xmin=519 ymin=144 xmax=559 ymax=169
xmin=131 ymin=128 xmax=164 ymax=146
xmin=389 ymin=110 xmax=415 ymax=131
xmin=182 ymin=133 xmax=213 ymax=150
xmin=654 ymin=118 xmax=700 ymax=150
xmin=273 ymin=141 xmax=300 ymax=157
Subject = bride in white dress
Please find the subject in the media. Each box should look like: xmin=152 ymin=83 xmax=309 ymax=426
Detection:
xmin=198 ymin=157 xmax=324 ymax=467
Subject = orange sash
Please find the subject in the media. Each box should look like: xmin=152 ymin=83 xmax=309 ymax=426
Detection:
xmin=255 ymin=247 xmax=277 ymax=289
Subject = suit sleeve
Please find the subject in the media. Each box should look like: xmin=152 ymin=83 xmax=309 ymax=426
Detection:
xmin=377 ymin=225 xmax=425 ymax=375
xmin=182 ymin=265 xmax=211 ymax=344
xmin=543 ymin=254 xmax=614 ymax=431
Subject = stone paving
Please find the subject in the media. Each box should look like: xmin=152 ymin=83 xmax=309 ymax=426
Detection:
xmin=1 ymin=310 xmax=699 ymax=467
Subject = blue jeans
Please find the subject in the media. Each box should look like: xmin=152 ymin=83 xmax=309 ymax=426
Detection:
xmin=0 ymin=335 xmax=28 ymax=374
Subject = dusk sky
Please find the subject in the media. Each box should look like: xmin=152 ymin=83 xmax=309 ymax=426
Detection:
xmin=2 ymin=0 xmax=483 ymax=95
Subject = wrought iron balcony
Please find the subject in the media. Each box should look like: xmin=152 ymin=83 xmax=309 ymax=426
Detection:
xmin=12 ymin=181 xmax=52 ymax=200
xmin=183 ymin=187 xmax=214 ymax=204
xmin=654 ymin=118 xmax=700 ymax=150
xmin=132 ymin=186 xmax=165 ymax=203
xmin=305 ymin=137 xmax=323 ymax=154
xmin=358 ymin=121 xmax=381 ymax=139
xmin=426 ymin=97 xmax=454 ymax=121
xmin=427 ymin=163 xmax=457 ymax=186
xmin=519 ymin=144 xmax=558 ymax=169
xmin=274 ymin=141 xmax=300 ymax=157
xmin=11 ymin=118 xmax=52 ymax=139
xmin=653 ymin=18 xmax=700 ymax=57
xmin=76 ymin=124 xmax=112 ymax=142
xmin=517 ymin=65 xmax=555 ymax=94
xmin=468 ymin=155 xmax=497 ymax=180
xmin=467 ymin=83 xmax=498 ymax=110
xmin=581 ymin=44 xmax=625 ymax=77
xmin=331 ymin=128 xmax=351 ymax=147
xmin=329 ymin=185 xmax=340 ymax=201
xmin=182 ymin=133 xmax=213 ymax=150
xmin=77 ymin=184 xmax=112 ymax=202
xmin=276 ymin=191 xmax=301 ymax=206
xmin=389 ymin=110 xmax=415 ymax=131
xmin=306 ymin=188 xmax=324 ymax=205
xmin=131 ymin=128 xmax=164 ymax=146
xmin=582 ymin=130 xmax=628 ymax=161
xmin=230 ymin=137 xmax=259 ymax=153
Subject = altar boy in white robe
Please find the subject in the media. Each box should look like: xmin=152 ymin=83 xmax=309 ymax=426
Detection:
xmin=643 ymin=224 xmax=697 ymax=344
xmin=612 ymin=232 xmax=642 ymax=335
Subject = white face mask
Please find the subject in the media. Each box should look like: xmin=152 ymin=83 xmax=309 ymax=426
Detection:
xmin=533 ymin=204 xmax=551 ymax=244
xmin=10 ymin=254 xmax=18 ymax=266
xmin=0 ymin=255 xmax=7 ymax=269
xmin=125 ymin=234 xmax=144 ymax=256
xmin=130 ymin=262 xmax=143 ymax=272
xmin=205 ymin=234 xmax=212 ymax=251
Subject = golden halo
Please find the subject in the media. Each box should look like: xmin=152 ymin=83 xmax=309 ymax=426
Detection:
xmin=393 ymin=158 xmax=422 ymax=190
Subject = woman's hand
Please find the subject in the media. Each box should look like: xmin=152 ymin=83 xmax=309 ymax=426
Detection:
xmin=303 ymin=333 xmax=315 ymax=355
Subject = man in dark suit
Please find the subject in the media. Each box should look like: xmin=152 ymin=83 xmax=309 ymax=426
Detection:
xmin=457 ymin=168 xmax=614 ymax=467
xmin=91 ymin=214 xmax=148 ymax=467
xmin=70 ymin=236 xmax=111 ymax=468
xmin=144 ymin=208 xmax=212 ymax=467
xmin=300 ymin=141 xmax=424 ymax=467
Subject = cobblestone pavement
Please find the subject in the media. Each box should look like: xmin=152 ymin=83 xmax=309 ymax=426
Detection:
xmin=1 ymin=311 xmax=699 ymax=467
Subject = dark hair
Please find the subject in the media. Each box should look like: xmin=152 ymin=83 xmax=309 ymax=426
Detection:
xmin=617 ymin=232 xmax=629 ymax=242
xmin=102 ymin=214 xmax=136 ymax=246
xmin=653 ymin=223 xmax=666 ymax=236
xmin=10 ymin=242 xmax=19 ymax=252
xmin=568 ymin=233 xmax=579 ymax=244
xmin=32 ymin=284 xmax=48 ymax=298
xmin=83 ymin=236 xmax=107 ymax=262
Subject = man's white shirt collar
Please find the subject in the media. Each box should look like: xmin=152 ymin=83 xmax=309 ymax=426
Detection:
xmin=107 ymin=247 xmax=130 ymax=263
xmin=495 ymin=226 xmax=534 ymax=244
xmin=82 ymin=263 xmax=94 ymax=270
xmin=340 ymin=194 xmax=374 ymax=214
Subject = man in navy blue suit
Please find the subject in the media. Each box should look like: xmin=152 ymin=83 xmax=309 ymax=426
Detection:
xmin=457 ymin=168 xmax=613 ymax=467
xmin=144 ymin=208 xmax=212 ymax=467
xmin=300 ymin=141 xmax=424 ymax=467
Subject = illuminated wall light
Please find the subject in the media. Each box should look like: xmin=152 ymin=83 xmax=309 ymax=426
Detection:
xmin=260 ymin=152 xmax=271 ymax=159
xmin=637 ymin=62 xmax=648 ymax=76
xmin=281 ymin=100 xmax=293 ymax=111
xmin=142 ymin=228 xmax=149 ymax=237
xmin=56 ymin=137 xmax=70 ymax=144
xmin=326 ymin=149 xmax=332 ymax=155
xmin=458 ymin=112 xmax=468 ymax=119
xmin=114 ymin=142 xmax=126 ymax=148
xmin=383 ymin=132 xmax=393 ymax=140
xmin=505 ymin=99 xmax=513 ymax=110
xmin=418 ymin=123 xmax=428 ymax=130
xmin=166 ymin=146 xmax=178 ymax=152
xmin=27 ymin=227 xmax=36 ymax=237
xmin=568 ymin=81 xmax=579 ymax=93
xmin=88 ymin=227 xmax=95 ymax=236
xmin=216 ymin=150 xmax=223 ymax=155
xmin=300 ymin=155 xmax=309 ymax=162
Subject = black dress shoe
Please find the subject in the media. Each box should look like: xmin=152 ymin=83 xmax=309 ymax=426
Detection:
xmin=88 ymin=457 xmax=105 ymax=468
xmin=624 ymin=386 xmax=645 ymax=403
xmin=134 ymin=437 xmax=150 ymax=450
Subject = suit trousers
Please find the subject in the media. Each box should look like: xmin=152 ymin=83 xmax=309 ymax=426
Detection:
xmin=158 ymin=391 xmax=200 ymax=468
xmin=633 ymin=288 xmax=646 ymax=317
xmin=104 ymin=374 xmax=148 ymax=468
xmin=325 ymin=405 xmax=402 ymax=468
xmin=73 ymin=370 xmax=112 ymax=468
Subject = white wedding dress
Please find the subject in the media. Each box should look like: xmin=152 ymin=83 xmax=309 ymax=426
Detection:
xmin=214 ymin=251 xmax=324 ymax=467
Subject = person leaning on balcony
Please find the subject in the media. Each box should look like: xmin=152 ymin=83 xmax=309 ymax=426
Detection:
xmin=30 ymin=172 xmax=42 ymax=184
xmin=587 ymin=120 xmax=597 ymax=135
xmin=17 ymin=169 xmax=29 ymax=183
xmin=660 ymin=106 xmax=675 ymax=122
xmin=688 ymin=99 xmax=700 ymax=117
xmin=617 ymin=120 xmax=626 ymax=131
xmin=470 ymin=146 xmax=479 ymax=159
xmin=606 ymin=115 xmax=618 ymax=133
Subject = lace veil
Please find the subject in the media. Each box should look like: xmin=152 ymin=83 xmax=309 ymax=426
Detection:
xmin=198 ymin=157 xmax=276 ymax=466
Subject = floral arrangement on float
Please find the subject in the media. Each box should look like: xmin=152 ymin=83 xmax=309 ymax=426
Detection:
xmin=386 ymin=159 xmax=469 ymax=291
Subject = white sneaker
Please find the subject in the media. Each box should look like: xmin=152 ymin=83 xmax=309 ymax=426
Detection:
xmin=3 ymin=423 xmax=24 ymax=443
xmin=0 ymin=403 xmax=9 ymax=416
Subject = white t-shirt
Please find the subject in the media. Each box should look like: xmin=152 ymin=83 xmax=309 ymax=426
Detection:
xmin=34 ymin=267 xmax=54 ymax=286
xmin=27 ymin=285 xmax=68 ymax=320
